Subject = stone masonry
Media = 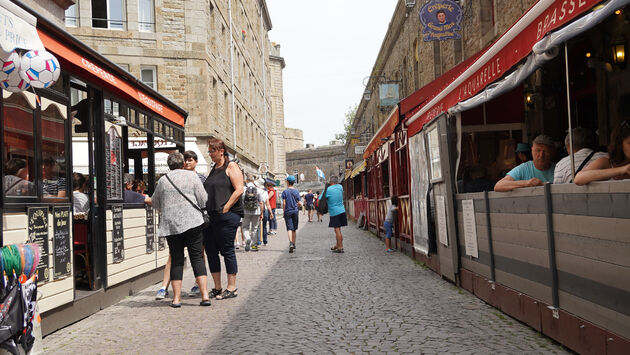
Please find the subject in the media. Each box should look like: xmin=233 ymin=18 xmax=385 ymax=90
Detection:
xmin=286 ymin=142 xmax=346 ymax=183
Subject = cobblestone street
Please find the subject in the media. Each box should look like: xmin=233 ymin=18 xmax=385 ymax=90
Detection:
xmin=44 ymin=215 xmax=568 ymax=354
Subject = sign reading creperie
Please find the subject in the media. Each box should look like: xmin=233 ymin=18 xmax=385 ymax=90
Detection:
xmin=37 ymin=30 xmax=184 ymax=127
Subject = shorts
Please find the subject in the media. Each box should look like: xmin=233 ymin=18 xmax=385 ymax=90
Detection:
xmin=284 ymin=211 xmax=299 ymax=231
xmin=384 ymin=220 xmax=393 ymax=239
xmin=329 ymin=212 xmax=348 ymax=228
xmin=306 ymin=204 xmax=314 ymax=211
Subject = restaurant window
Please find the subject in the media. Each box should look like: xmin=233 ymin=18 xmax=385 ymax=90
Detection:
xmin=427 ymin=125 xmax=442 ymax=181
xmin=138 ymin=0 xmax=155 ymax=32
xmin=41 ymin=101 xmax=69 ymax=200
xmin=3 ymin=92 xmax=36 ymax=198
xmin=92 ymin=0 xmax=125 ymax=29
xmin=65 ymin=4 xmax=78 ymax=27
xmin=140 ymin=66 xmax=156 ymax=90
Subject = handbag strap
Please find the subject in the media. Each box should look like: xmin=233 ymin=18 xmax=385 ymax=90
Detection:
xmin=571 ymin=150 xmax=597 ymax=183
xmin=165 ymin=174 xmax=203 ymax=212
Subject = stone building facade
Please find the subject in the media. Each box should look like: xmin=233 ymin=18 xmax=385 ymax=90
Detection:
xmin=284 ymin=127 xmax=304 ymax=154
xmin=347 ymin=0 xmax=537 ymax=162
xmin=286 ymin=142 xmax=345 ymax=184
xmin=63 ymin=0 xmax=301 ymax=176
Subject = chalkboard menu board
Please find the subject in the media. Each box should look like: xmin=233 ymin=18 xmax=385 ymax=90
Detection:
xmin=106 ymin=127 xmax=123 ymax=200
xmin=111 ymin=204 xmax=125 ymax=263
xmin=145 ymin=204 xmax=154 ymax=254
xmin=27 ymin=207 xmax=49 ymax=283
xmin=53 ymin=206 xmax=71 ymax=278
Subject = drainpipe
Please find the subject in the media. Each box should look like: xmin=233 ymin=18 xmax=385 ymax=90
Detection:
xmin=229 ymin=0 xmax=237 ymax=158
xmin=260 ymin=4 xmax=269 ymax=174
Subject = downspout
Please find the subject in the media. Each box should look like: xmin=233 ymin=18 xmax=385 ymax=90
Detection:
xmin=229 ymin=0 xmax=237 ymax=158
xmin=260 ymin=4 xmax=269 ymax=173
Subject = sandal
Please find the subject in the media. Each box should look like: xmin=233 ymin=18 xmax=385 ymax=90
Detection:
xmin=209 ymin=288 xmax=222 ymax=298
xmin=330 ymin=245 xmax=338 ymax=251
xmin=216 ymin=289 xmax=238 ymax=300
xmin=199 ymin=300 xmax=211 ymax=307
xmin=332 ymin=248 xmax=344 ymax=253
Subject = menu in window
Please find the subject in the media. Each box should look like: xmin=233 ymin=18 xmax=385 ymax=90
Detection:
xmin=145 ymin=204 xmax=155 ymax=254
xmin=28 ymin=207 xmax=50 ymax=283
xmin=53 ymin=206 xmax=72 ymax=278
xmin=106 ymin=127 xmax=123 ymax=200
xmin=111 ymin=204 xmax=125 ymax=263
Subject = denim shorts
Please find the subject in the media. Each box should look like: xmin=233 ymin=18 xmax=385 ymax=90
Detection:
xmin=384 ymin=220 xmax=393 ymax=239
xmin=284 ymin=211 xmax=299 ymax=231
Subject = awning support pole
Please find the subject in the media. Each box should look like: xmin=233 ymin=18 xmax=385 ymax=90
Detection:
xmin=564 ymin=43 xmax=575 ymax=180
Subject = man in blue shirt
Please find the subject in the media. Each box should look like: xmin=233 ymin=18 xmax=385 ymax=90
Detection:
xmin=494 ymin=135 xmax=556 ymax=192
xmin=304 ymin=189 xmax=315 ymax=222
xmin=282 ymin=175 xmax=301 ymax=253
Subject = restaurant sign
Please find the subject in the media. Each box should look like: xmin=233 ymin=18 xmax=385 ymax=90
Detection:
xmin=0 ymin=1 xmax=44 ymax=52
xmin=419 ymin=0 xmax=463 ymax=42
xmin=379 ymin=83 xmax=399 ymax=107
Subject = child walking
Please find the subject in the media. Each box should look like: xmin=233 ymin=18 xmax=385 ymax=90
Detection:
xmin=384 ymin=196 xmax=398 ymax=252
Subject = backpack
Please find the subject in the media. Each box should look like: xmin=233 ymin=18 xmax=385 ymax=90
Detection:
xmin=243 ymin=185 xmax=259 ymax=211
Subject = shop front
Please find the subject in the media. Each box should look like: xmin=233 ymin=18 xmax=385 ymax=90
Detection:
xmin=1 ymin=3 xmax=187 ymax=335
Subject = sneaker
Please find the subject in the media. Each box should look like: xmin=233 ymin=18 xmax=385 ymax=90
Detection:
xmin=155 ymin=288 xmax=167 ymax=300
xmin=251 ymin=245 xmax=259 ymax=251
xmin=386 ymin=248 xmax=395 ymax=253
xmin=289 ymin=243 xmax=295 ymax=253
xmin=235 ymin=244 xmax=240 ymax=250
xmin=245 ymin=239 xmax=251 ymax=252
xmin=189 ymin=284 xmax=200 ymax=296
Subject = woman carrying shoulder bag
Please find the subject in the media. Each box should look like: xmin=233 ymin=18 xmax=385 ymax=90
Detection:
xmin=152 ymin=152 xmax=212 ymax=307
xmin=325 ymin=176 xmax=347 ymax=253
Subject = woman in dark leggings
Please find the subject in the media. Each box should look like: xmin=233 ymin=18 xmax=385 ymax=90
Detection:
xmin=203 ymin=138 xmax=244 ymax=300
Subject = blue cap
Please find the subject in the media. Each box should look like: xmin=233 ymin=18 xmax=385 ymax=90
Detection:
xmin=515 ymin=143 xmax=530 ymax=153
xmin=286 ymin=175 xmax=296 ymax=183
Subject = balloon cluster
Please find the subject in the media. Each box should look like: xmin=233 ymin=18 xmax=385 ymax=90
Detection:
xmin=0 ymin=49 xmax=60 ymax=92
xmin=0 ymin=244 xmax=40 ymax=280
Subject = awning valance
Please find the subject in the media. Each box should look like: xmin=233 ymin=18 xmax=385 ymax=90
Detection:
xmin=404 ymin=0 xmax=609 ymax=136
xmin=350 ymin=160 xmax=366 ymax=179
xmin=363 ymin=106 xmax=399 ymax=160
xmin=0 ymin=0 xmax=44 ymax=52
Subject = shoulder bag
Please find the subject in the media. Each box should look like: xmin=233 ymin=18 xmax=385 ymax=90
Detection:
xmin=316 ymin=186 xmax=328 ymax=215
xmin=165 ymin=174 xmax=210 ymax=229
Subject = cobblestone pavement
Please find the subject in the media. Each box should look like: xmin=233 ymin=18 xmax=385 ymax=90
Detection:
xmin=44 ymin=213 xmax=568 ymax=354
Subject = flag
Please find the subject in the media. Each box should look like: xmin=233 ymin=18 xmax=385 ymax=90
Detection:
xmin=315 ymin=166 xmax=325 ymax=180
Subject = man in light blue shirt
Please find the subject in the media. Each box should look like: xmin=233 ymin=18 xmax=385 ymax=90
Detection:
xmin=494 ymin=135 xmax=556 ymax=192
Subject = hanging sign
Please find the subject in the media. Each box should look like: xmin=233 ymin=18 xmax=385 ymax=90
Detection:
xmin=53 ymin=206 xmax=71 ymax=278
xmin=379 ymin=83 xmax=400 ymax=107
xmin=106 ymin=127 xmax=123 ymax=200
xmin=419 ymin=0 xmax=463 ymax=42
xmin=111 ymin=204 xmax=125 ymax=263
xmin=436 ymin=195 xmax=448 ymax=246
xmin=145 ymin=204 xmax=155 ymax=254
xmin=0 ymin=2 xmax=45 ymax=52
xmin=27 ymin=207 xmax=49 ymax=282
xmin=462 ymin=200 xmax=479 ymax=258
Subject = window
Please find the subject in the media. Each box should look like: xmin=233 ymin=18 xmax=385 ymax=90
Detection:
xmin=140 ymin=66 xmax=157 ymax=89
xmin=92 ymin=0 xmax=125 ymax=29
xmin=427 ymin=125 xmax=442 ymax=181
xmin=41 ymin=103 xmax=68 ymax=199
xmin=138 ymin=0 xmax=155 ymax=32
xmin=65 ymin=4 xmax=78 ymax=27
xmin=3 ymin=93 xmax=36 ymax=197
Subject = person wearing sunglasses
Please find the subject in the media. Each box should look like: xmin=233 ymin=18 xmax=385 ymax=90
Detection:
xmin=574 ymin=121 xmax=630 ymax=185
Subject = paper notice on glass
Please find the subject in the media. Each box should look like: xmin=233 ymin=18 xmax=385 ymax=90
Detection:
xmin=462 ymin=199 xmax=479 ymax=258
xmin=436 ymin=195 xmax=448 ymax=246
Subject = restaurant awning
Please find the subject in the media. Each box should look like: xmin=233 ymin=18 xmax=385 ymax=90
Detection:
xmin=403 ymin=0 xmax=611 ymax=136
xmin=0 ymin=0 xmax=44 ymax=52
xmin=350 ymin=160 xmax=366 ymax=179
xmin=363 ymin=106 xmax=399 ymax=160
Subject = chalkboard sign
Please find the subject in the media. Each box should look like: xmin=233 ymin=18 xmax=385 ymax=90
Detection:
xmin=106 ymin=127 xmax=123 ymax=200
xmin=53 ymin=206 xmax=71 ymax=278
xmin=111 ymin=204 xmax=125 ymax=263
xmin=145 ymin=204 xmax=154 ymax=254
xmin=27 ymin=207 xmax=49 ymax=283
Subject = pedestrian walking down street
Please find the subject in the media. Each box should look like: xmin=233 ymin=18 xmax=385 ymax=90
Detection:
xmin=203 ymin=138 xmax=244 ymax=300
xmin=258 ymin=179 xmax=274 ymax=246
xmin=384 ymin=196 xmax=398 ymax=253
xmin=315 ymin=190 xmax=323 ymax=222
xmin=151 ymin=152 xmax=212 ymax=307
xmin=305 ymin=189 xmax=315 ymax=222
xmin=241 ymin=174 xmax=266 ymax=251
xmin=282 ymin=175 xmax=301 ymax=253
xmin=266 ymin=181 xmax=278 ymax=234
xmin=325 ymin=175 xmax=347 ymax=253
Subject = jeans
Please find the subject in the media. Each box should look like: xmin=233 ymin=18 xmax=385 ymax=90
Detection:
xmin=384 ymin=220 xmax=393 ymax=239
xmin=204 ymin=211 xmax=240 ymax=274
xmin=269 ymin=208 xmax=277 ymax=230
xmin=242 ymin=213 xmax=260 ymax=242
xmin=260 ymin=209 xmax=269 ymax=244
xmin=166 ymin=225 xmax=207 ymax=281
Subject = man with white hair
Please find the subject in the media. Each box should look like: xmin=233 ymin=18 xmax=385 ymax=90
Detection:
xmin=494 ymin=134 xmax=556 ymax=192
xmin=553 ymin=128 xmax=606 ymax=184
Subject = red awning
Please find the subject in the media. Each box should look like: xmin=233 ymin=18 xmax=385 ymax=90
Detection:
xmin=404 ymin=0 xmax=605 ymax=136
xmin=363 ymin=106 xmax=398 ymax=160
xmin=38 ymin=30 xmax=186 ymax=127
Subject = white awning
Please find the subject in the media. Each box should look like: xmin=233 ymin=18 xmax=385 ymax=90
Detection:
xmin=0 ymin=0 xmax=44 ymax=53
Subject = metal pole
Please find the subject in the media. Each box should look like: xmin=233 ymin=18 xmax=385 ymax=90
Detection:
xmin=564 ymin=43 xmax=575 ymax=181
xmin=228 ymin=0 xmax=237 ymax=156
xmin=484 ymin=190 xmax=496 ymax=282
xmin=260 ymin=5 xmax=269 ymax=172
xmin=544 ymin=183 xmax=559 ymax=308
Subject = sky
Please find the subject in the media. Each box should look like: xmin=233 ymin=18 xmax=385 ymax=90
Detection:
xmin=266 ymin=1 xmax=398 ymax=147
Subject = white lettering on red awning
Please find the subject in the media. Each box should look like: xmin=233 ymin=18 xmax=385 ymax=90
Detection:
xmin=80 ymin=58 xmax=117 ymax=85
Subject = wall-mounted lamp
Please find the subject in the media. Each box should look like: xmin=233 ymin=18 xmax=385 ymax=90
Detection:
xmin=362 ymin=88 xmax=371 ymax=101
xmin=405 ymin=0 xmax=416 ymax=12
xmin=611 ymin=41 xmax=626 ymax=67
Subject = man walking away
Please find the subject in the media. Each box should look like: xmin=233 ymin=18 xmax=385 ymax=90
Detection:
xmin=305 ymin=189 xmax=315 ymax=222
xmin=241 ymin=174 xmax=264 ymax=251
xmin=282 ymin=175 xmax=301 ymax=253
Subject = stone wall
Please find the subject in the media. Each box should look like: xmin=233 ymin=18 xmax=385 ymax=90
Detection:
xmin=286 ymin=144 xmax=345 ymax=183
xmin=23 ymin=0 xmax=70 ymax=27
xmin=284 ymin=128 xmax=304 ymax=153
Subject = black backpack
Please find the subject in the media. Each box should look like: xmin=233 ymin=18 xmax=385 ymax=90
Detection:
xmin=243 ymin=185 xmax=258 ymax=211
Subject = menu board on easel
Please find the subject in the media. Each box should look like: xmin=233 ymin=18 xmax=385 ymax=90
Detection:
xmin=111 ymin=204 xmax=125 ymax=263
xmin=28 ymin=207 xmax=50 ymax=283
xmin=53 ymin=206 xmax=71 ymax=278
xmin=145 ymin=204 xmax=155 ymax=254
xmin=106 ymin=126 xmax=123 ymax=200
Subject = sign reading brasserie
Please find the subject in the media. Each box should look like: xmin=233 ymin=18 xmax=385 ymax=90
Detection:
xmin=111 ymin=204 xmax=125 ymax=263
xmin=27 ymin=207 xmax=49 ymax=282
xmin=145 ymin=204 xmax=155 ymax=254
xmin=419 ymin=0 xmax=463 ymax=42
xmin=53 ymin=206 xmax=72 ymax=278
xmin=105 ymin=126 xmax=123 ymax=200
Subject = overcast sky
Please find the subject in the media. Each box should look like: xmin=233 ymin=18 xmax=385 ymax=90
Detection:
xmin=266 ymin=1 xmax=398 ymax=147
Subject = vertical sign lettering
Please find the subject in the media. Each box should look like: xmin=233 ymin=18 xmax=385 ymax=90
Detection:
xmin=145 ymin=204 xmax=155 ymax=254
xmin=53 ymin=206 xmax=72 ymax=278
xmin=28 ymin=207 xmax=49 ymax=282
xmin=436 ymin=195 xmax=448 ymax=246
xmin=111 ymin=204 xmax=125 ymax=263
xmin=106 ymin=127 xmax=123 ymax=200
xmin=462 ymin=200 xmax=479 ymax=258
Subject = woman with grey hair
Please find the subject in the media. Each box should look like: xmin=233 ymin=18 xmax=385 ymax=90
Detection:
xmin=151 ymin=152 xmax=212 ymax=307
xmin=324 ymin=175 xmax=347 ymax=253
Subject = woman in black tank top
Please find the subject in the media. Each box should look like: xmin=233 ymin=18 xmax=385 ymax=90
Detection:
xmin=202 ymin=138 xmax=244 ymax=300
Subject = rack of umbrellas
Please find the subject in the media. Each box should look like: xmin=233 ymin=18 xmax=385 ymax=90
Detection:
xmin=0 ymin=244 xmax=41 ymax=355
